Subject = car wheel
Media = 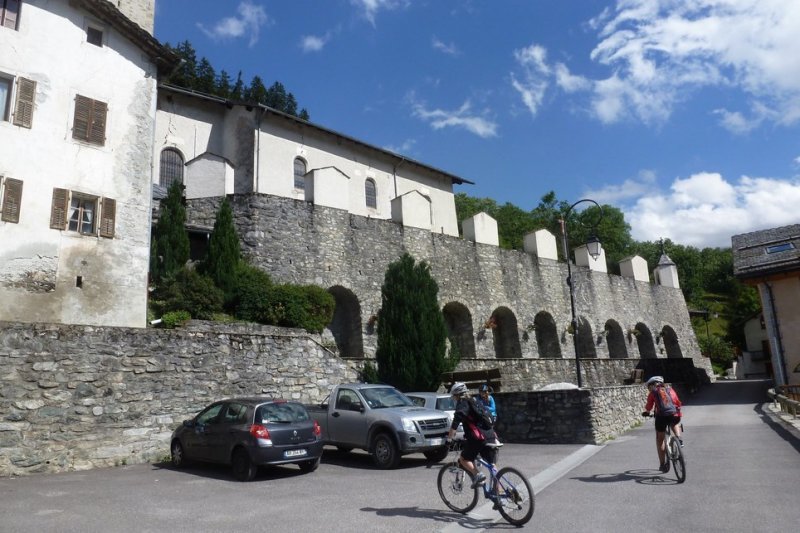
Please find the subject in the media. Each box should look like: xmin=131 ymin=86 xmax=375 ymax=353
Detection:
xmin=371 ymin=433 xmax=400 ymax=469
xmin=231 ymin=448 xmax=257 ymax=482
xmin=171 ymin=440 xmax=186 ymax=468
xmin=298 ymin=457 xmax=320 ymax=473
xmin=424 ymin=446 xmax=448 ymax=463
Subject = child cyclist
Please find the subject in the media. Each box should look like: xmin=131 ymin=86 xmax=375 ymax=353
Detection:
xmin=642 ymin=375 xmax=683 ymax=473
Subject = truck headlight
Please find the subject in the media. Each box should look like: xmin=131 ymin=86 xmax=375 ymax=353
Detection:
xmin=402 ymin=417 xmax=417 ymax=433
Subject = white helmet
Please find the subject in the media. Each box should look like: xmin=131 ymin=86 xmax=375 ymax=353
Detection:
xmin=450 ymin=382 xmax=468 ymax=396
xmin=646 ymin=376 xmax=664 ymax=386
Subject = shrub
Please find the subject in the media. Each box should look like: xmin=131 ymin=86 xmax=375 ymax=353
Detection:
xmin=200 ymin=197 xmax=241 ymax=300
xmin=229 ymin=262 xmax=273 ymax=320
xmin=160 ymin=268 xmax=224 ymax=319
xmin=262 ymin=284 xmax=335 ymax=333
xmin=150 ymin=181 xmax=189 ymax=284
xmin=160 ymin=310 xmax=191 ymax=329
xmin=359 ymin=360 xmax=380 ymax=383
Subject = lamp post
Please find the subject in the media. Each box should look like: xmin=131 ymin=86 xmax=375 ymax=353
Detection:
xmin=560 ymin=199 xmax=603 ymax=388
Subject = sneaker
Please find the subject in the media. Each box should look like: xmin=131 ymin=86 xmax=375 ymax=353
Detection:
xmin=679 ymin=439 xmax=684 ymax=447
xmin=659 ymin=462 xmax=670 ymax=473
xmin=470 ymin=472 xmax=486 ymax=488
xmin=486 ymin=440 xmax=503 ymax=448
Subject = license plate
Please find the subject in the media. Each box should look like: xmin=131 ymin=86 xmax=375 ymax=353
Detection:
xmin=428 ymin=438 xmax=444 ymax=446
xmin=284 ymin=449 xmax=307 ymax=458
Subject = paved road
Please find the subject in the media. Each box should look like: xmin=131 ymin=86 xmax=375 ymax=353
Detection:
xmin=1 ymin=379 xmax=797 ymax=532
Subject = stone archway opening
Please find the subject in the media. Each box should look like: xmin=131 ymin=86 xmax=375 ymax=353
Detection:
xmin=575 ymin=316 xmax=597 ymax=358
xmin=605 ymin=319 xmax=627 ymax=359
xmin=327 ymin=286 xmax=364 ymax=358
xmin=443 ymin=302 xmax=476 ymax=359
xmin=660 ymin=325 xmax=683 ymax=358
xmin=634 ymin=322 xmax=657 ymax=359
xmin=490 ymin=307 xmax=522 ymax=359
xmin=534 ymin=311 xmax=561 ymax=358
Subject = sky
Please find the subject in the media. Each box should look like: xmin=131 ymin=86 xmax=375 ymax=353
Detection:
xmin=153 ymin=0 xmax=800 ymax=249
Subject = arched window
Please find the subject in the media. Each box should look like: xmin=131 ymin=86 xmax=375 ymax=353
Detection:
xmin=365 ymin=179 xmax=377 ymax=209
xmin=159 ymin=148 xmax=184 ymax=189
xmin=294 ymin=158 xmax=306 ymax=190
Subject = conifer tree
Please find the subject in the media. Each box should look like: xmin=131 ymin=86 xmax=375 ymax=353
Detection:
xmin=150 ymin=181 xmax=190 ymax=283
xmin=201 ymin=197 xmax=241 ymax=299
xmin=375 ymin=253 xmax=455 ymax=391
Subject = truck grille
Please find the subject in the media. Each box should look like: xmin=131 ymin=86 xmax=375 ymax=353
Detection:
xmin=417 ymin=418 xmax=448 ymax=432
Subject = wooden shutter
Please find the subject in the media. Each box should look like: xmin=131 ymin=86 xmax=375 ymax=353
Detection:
xmin=99 ymin=197 xmax=116 ymax=238
xmin=2 ymin=0 xmax=19 ymax=29
xmin=1 ymin=178 xmax=22 ymax=223
xmin=12 ymin=77 xmax=35 ymax=128
xmin=73 ymin=95 xmax=91 ymax=141
xmin=89 ymin=100 xmax=107 ymax=145
xmin=49 ymin=188 xmax=69 ymax=229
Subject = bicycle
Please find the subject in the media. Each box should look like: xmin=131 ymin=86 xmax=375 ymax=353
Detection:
xmin=642 ymin=413 xmax=686 ymax=483
xmin=437 ymin=440 xmax=535 ymax=526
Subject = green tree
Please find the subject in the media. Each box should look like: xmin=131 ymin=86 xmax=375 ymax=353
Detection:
xmin=150 ymin=181 xmax=190 ymax=283
xmin=231 ymin=71 xmax=245 ymax=100
xmin=375 ymin=253 xmax=457 ymax=391
xmin=195 ymin=58 xmax=217 ymax=94
xmin=165 ymin=40 xmax=198 ymax=88
xmin=201 ymin=197 xmax=241 ymax=299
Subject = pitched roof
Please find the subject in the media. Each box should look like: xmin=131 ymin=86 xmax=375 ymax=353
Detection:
xmin=731 ymin=224 xmax=800 ymax=279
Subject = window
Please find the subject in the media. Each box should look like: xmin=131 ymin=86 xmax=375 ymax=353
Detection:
xmin=365 ymin=178 xmax=377 ymax=209
xmin=1 ymin=177 xmax=22 ymax=223
xmin=159 ymin=148 xmax=184 ymax=189
xmin=72 ymin=94 xmax=107 ymax=145
xmin=0 ymin=75 xmax=35 ymax=126
xmin=86 ymin=25 xmax=103 ymax=46
xmin=50 ymin=188 xmax=116 ymax=238
xmin=766 ymin=242 xmax=795 ymax=254
xmin=1 ymin=0 xmax=20 ymax=30
xmin=293 ymin=157 xmax=306 ymax=190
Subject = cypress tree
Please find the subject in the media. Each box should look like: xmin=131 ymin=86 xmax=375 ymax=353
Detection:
xmin=375 ymin=253 xmax=454 ymax=391
xmin=201 ymin=197 xmax=240 ymax=299
xmin=150 ymin=181 xmax=190 ymax=283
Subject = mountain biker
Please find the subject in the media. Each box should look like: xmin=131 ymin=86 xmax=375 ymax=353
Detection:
xmin=447 ymin=381 xmax=499 ymax=488
xmin=642 ymin=375 xmax=683 ymax=473
xmin=477 ymin=383 xmax=497 ymax=423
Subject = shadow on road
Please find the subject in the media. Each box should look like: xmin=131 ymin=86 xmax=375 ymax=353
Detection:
xmin=754 ymin=403 xmax=800 ymax=453
xmin=572 ymin=468 xmax=682 ymax=486
xmin=684 ymin=379 xmax=771 ymax=406
xmin=151 ymin=460 xmax=314 ymax=482
xmin=319 ymin=447 xmax=441 ymax=470
xmin=360 ymin=505 xmax=514 ymax=529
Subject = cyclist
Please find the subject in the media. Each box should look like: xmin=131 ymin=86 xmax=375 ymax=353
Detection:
xmin=447 ymin=382 xmax=498 ymax=488
xmin=476 ymin=383 xmax=497 ymax=423
xmin=642 ymin=375 xmax=683 ymax=473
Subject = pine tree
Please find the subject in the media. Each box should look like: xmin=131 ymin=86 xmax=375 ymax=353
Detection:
xmin=375 ymin=253 xmax=455 ymax=391
xmin=201 ymin=197 xmax=241 ymax=299
xmin=216 ymin=70 xmax=232 ymax=98
xmin=150 ymin=181 xmax=190 ymax=283
xmin=195 ymin=58 xmax=217 ymax=94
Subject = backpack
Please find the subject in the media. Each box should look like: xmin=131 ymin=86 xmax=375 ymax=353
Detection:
xmin=653 ymin=385 xmax=677 ymax=416
xmin=467 ymin=397 xmax=494 ymax=430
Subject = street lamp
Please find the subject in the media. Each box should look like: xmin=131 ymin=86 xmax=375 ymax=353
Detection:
xmin=560 ymin=199 xmax=604 ymax=388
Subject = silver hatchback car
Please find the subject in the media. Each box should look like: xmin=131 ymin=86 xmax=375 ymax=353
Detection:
xmin=170 ymin=397 xmax=324 ymax=481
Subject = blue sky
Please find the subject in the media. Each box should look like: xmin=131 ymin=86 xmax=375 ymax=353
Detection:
xmin=154 ymin=0 xmax=800 ymax=249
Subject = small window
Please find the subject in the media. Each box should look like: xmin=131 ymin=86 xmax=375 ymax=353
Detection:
xmin=1 ymin=0 xmax=20 ymax=30
xmin=365 ymin=178 xmax=377 ymax=209
xmin=1 ymin=177 xmax=22 ymax=223
xmin=68 ymin=195 xmax=97 ymax=235
xmin=293 ymin=157 xmax=306 ymax=190
xmin=87 ymin=26 xmax=103 ymax=47
xmin=159 ymin=148 xmax=184 ymax=189
xmin=0 ymin=74 xmax=35 ymax=126
xmin=0 ymin=76 xmax=10 ymax=120
xmin=72 ymin=94 xmax=107 ymax=146
xmin=766 ymin=243 xmax=795 ymax=254
xmin=49 ymin=187 xmax=115 ymax=237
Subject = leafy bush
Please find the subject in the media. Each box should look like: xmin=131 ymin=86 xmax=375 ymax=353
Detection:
xmin=698 ymin=334 xmax=736 ymax=370
xmin=200 ymin=197 xmax=241 ymax=300
xmin=159 ymin=268 xmax=224 ymax=319
xmin=229 ymin=262 xmax=273 ymax=320
xmin=260 ymin=284 xmax=335 ymax=333
xmin=160 ymin=310 xmax=191 ymax=329
xmin=359 ymin=360 xmax=380 ymax=383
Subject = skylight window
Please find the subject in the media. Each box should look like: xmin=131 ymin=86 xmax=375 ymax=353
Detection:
xmin=765 ymin=243 xmax=795 ymax=254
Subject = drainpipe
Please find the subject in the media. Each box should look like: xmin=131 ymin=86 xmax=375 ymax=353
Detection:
xmin=763 ymin=283 xmax=788 ymax=385
xmin=254 ymin=106 xmax=264 ymax=193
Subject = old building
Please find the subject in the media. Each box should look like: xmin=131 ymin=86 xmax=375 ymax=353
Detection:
xmin=732 ymin=224 xmax=800 ymax=385
xmin=0 ymin=0 xmax=176 ymax=327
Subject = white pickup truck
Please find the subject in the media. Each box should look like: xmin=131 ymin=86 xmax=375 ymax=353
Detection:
xmin=306 ymin=383 xmax=450 ymax=468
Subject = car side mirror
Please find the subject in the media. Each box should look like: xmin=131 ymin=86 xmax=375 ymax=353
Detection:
xmin=183 ymin=419 xmax=194 ymax=428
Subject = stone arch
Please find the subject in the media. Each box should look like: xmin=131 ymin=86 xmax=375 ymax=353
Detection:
xmin=660 ymin=325 xmax=683 ymax=358
xmin=327 ymin=286 xmax=363 ymax=358
xmin=634 ymin=322 xmax=657 ymax=359
xmin=575 ymin=316 xmax=597 ymax=358
xmin=443 ymin=302 xmax=476 ymax=359
xmin=534 ymin=311 xmax=561 ymax=358
xmin=490 ymin=307 xmax=522 ymax=359
xmin=604 ymin=319 xmax=627 ymax=359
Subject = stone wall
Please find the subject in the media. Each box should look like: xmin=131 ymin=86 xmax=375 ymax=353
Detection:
xmin=0 ymin=321 xmax=360 ymax=477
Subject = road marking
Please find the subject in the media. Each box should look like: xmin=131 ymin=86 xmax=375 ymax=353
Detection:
xmin=441 ymin=444 xmax=605 ymax=532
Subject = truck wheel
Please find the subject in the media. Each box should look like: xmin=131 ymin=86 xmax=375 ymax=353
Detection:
xmin=424 ymin=446 xmax=448 ymax=463
xmin=371 ymin=433 xmax=400 ymax=469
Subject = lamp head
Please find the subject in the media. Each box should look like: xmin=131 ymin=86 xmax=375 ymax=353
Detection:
xmin=586 ymin=234 xmax=602 ymax=260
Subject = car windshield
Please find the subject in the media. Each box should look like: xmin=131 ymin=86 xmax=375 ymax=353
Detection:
xmin=256 ymin=402 xmax=310 ymax=424
xmin=435 ymin=397 xmax=456 ymax=410
xmin=361 ymin=387 xmax=414 ymax=409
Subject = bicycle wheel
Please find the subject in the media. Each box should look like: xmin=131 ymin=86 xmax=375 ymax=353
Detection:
xmin=494 ymin=466 xmax=535 ymax=526
xmin=669 ymin=438 xmax=686 ymax=484
xmin=437 ymin=463 xmax=479 ymax=513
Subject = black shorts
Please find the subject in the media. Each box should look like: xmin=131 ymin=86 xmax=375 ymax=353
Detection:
xmin=654 ymin=415 xmax=681 ymax=432
xmin=461 ymin=435 xmax=497 ymax=464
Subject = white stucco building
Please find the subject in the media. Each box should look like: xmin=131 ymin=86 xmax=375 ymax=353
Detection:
xmin=0 ymin=0 xmax=176 ymax=327
xmin=153 ymin=85 xmax=471 ymax=237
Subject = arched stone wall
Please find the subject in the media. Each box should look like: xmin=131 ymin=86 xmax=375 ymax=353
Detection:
xmin=491 ymin=306 xmax=522 ymax=359
xmin=443 ymin=301 xmax=476 ymax=359
xmin=328 ymin=285 xmax=363 ymax=358
xmin=534 ymin=311 xmax=561 ymax=358
xmin=634 ymin=322 xmax=657 ymax=359
xmin=605 ymin=319 xmax=627 ymax=359
xmin=576 ymin=315 xmax=597 ymax=358
xmin=661 ymin=325 xmax=683 ymax=358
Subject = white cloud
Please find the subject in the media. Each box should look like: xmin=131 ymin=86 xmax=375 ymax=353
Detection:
xmin=584 ymin=170 xmax=658 ymax=204
xmin=432 ymin=37 xmax=459 ymax=56
xmin=409 ymin=95 xmax=498 ymax=138
xmin=554 ymin=63 xmax=591 ymax=93
xmin=620 ymin=172 xmax=800 ymax=248
xmin=580 ymin=0 xmax=800 ymax=128
xmin=350 ymin=0 xmax=409 ymax=26
xmin=301 ymin=34 xmax=328 ymax=52
xmin=511 ymin=44 xmax=551 ymax=116
xmin=384 ymin=138 xmax=417 ymax=154
xmin=197 ymin=1 xmax=269 ymax=47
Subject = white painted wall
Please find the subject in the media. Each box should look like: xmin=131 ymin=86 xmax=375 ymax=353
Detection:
xmin=619 ymin=255 xmax=649 ymax=282
xmin=0 ymin=1 xmax=159 ymax=327
xmin=185 ymin=153 xmax=234 ymax=199
xmin=463 ymin=212 xmax=499 ymax=246
xmin=523 ymin=229 xmax=558 ymax=260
